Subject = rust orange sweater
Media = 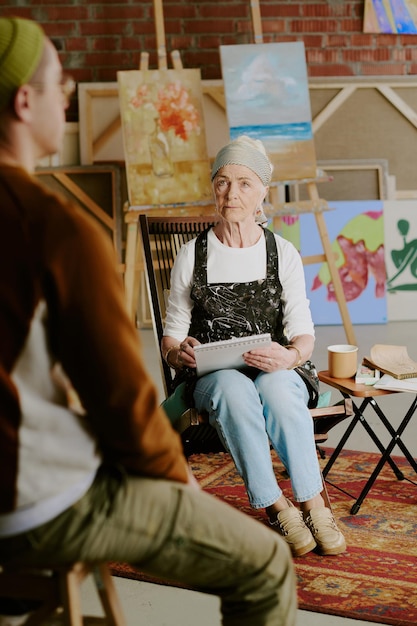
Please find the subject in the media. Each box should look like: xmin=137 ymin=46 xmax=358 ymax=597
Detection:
xmin=0 ymin=165 xmax=188 ymax=534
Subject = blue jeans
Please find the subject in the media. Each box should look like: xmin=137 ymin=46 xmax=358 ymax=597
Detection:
xmin=194 ymin=368 xmax=323 ymax=508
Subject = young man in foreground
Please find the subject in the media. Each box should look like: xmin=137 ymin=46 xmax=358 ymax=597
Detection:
xmin=0 ymin=17 xmax=297 ymax=626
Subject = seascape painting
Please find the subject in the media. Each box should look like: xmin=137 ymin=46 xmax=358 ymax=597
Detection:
xmin=117 ymin=69 xmax=212 ymax=206
xmin=219 ymin=42 xmax=317 ymax=181
xmin=296 ymin=201 xmax=387 ymax=325
xmin=364 ymin=0 xmax=417 ymax=33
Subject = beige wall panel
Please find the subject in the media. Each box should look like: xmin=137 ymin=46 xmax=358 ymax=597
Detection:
xmin=310 ymin=89 xmax=341 ymax=119
xmin=313 ymin=89 xmax=416 ymax=191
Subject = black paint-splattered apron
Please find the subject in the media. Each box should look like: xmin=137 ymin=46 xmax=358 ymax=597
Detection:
xmin=178 ymin=227 xmax=319 ymax=407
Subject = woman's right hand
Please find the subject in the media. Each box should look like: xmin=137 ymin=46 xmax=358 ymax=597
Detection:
xmin=177 ymin=336 xmax=200 ymax=369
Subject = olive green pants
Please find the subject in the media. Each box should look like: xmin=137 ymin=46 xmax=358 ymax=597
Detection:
xmin=0 ymin=465 xmax=297 ymax=626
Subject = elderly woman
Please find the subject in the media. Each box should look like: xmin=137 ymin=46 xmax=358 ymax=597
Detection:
xmin=161 ymin=136 xmax=346 ymax=557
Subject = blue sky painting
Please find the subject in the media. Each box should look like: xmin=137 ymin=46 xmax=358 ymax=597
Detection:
xmin=220 ymin=42 xmax=317 ymax=181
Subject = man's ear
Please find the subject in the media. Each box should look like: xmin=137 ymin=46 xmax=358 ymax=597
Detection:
xmin=13 ymin=85 xmax=33 ymax=122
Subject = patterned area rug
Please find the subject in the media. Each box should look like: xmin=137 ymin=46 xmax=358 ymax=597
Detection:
xmin=111 ymin=449 xmax=417 ymax=625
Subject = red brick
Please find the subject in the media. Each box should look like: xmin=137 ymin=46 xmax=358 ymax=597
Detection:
xmin=169 ymin=36 xmax=194 ymax=50
xmin=361 ymin=63 xmax=406 ymax=75
xmin=80 ymin=22 xmax=128 ymax=36
xmin=303 ymin=4 xmax=333 ymax=18
xmin=96 ymin=68 xmax=122 ymax=82
xmin=291 ymin=19 xmax=338 ymax=33
xmin=165 ymin=5 xmax=197 ymax=19
xmin=198 ymin=36 xmax=225 ymax=48
xmin=94 ymin=6 xmax=144 ymax=20
xmin=183 ymin=50 xmax=221 ymax=68
xmin=307 ymin=49 xmax=339 ymax=64
xmin=406 ymin=48 xmax=417 ymax=61
xmin=375 ymin=34 xmax=398 ymax=46
xmin=42 ymin=7 xmax=89 ymax=21
xmin=84 ymin=51 xmax=133 ymax=68
xmin=350 ymin=34 xmax=374 ymax=46
xmin=393 ymin=49 xmax=408 ymax=62
xmin=65 ymin=38 xmax=88 ymax=52
xmin=340 ymin=18 xmax=363 ymax=32
xmin=191 ymin=19 xmax=237 ymax=34
xmin=343 ymin=48 xmax=390 ymax=63
xmin=164 ymin=20 xmax=182 ymax=35
xmin=308 ymin=64 xmax=355 ymax=77
xmin=265 ymin=35 xmax=298 ymax=45
xmin=235 ymin=21 xmax=254 ymax=36
xmin=72 ymin=69 xmax=94 ymax=83
xmin=303 ymin=35 xmax=325 ymax=47
xmin=262 ymin=20 xmax=288 ymax=34
xmin=92 ymin=37 xmax=120 ymax=52
xmin=42 ymin=23 xmax=78 ymax=38
xmin=132 ymin=22 xmax=156 ymax=36
xmin=262 ymin=4 xmax=301 ymax=18
xmin=120 ymin=37 xmax=147 ymax=51
xmin=199 ymin=4 xmax=248 ymax=18
xmin=400 ymin=35 xmax=417 ymax=45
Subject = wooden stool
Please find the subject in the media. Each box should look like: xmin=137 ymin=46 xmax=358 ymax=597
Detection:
xmin=0 ymin=562 xmax=125 ymax=626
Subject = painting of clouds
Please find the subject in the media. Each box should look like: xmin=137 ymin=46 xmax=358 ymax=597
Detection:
xmin=220 ymin=42 xmax=317 ymax=181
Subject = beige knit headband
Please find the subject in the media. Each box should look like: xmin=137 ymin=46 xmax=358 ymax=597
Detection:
xmin=211 ymin=137 xmax=272 ymax=186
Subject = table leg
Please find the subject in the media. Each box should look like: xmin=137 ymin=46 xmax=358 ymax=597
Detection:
xmin=350 ymin=394 xmax=417 ymax=514
xmin=368 ymin=397 xmax=417 ymax=473
xmin=322 ymin=397 xmax=404 ymax=480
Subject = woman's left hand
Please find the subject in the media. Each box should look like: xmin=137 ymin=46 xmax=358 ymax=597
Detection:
xmin=242 ymin=341 xmax=295 ymax=372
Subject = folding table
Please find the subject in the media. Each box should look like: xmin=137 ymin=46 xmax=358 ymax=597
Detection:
xmin=318 ymin=371 xmax=417 ymax=514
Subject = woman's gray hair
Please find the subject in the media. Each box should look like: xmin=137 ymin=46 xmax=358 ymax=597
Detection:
xmin=211 ymin=135 xmax=273 ymax=186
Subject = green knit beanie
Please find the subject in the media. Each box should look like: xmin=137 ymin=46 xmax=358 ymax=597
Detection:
xmin=0 ymin=17 xmax=45 ymax=112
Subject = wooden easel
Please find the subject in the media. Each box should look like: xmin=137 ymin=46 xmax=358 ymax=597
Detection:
xmin=249 ymin=1 xmax=356 ymax=345
xmin=123 ymin=0 xmax=216 ymax=323
xmin=124 ymin=0 xmax=356 ymax=345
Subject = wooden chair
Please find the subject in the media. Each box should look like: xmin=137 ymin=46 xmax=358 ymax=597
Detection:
xmin=138 ymin=213 xmax=354 ymax=505
xmin=0 ymin=561 xmax=125 ymax=626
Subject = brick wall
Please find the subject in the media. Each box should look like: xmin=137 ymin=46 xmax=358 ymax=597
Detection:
xmin=2 ymin=0 xmax=417 ymax=121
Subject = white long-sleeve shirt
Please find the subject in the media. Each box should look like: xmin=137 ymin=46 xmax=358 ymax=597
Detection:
xmin=164 ymin=227 xmax=315 ymax=342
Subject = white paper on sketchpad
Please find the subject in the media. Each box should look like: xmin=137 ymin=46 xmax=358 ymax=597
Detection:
xmin=194 ymin=333 xmax=271 ymax=377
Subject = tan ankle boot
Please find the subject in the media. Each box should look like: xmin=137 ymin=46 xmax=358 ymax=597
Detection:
xmin=304 ymin=507 xmax=347 ymax=556
xmin=269 ymin=500 xmax=316 ymax=557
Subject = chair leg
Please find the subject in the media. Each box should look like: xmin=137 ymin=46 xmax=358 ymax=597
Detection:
xmin=60 ymin=565 xmax=84 ymax=626
xmin=321 ymin=472 xmax=332 ymax=512
xmin=0 ymin=562 xmax=126 ymax=626
xmin=94 ymin=565 xmax=126 ymax=626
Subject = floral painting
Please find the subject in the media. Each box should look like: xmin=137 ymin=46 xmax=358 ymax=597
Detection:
xmin=295 ymin=201 xmax=387 ymax=325
xmin=220 ymin=42 xmax=316 ymax=182
xmin=364 ymin=0 xmax=417 ymax=33
xmin=117 ymin=69 xmax=212 ymax=206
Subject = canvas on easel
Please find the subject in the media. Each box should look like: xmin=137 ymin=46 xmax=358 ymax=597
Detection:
xmin=219 ymin=41 xmax=316 ymax=181
xmin=218 ymin=27 xmax=356 ymax=345
xmin=117 ymin=68 xmax=212 ymax=206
